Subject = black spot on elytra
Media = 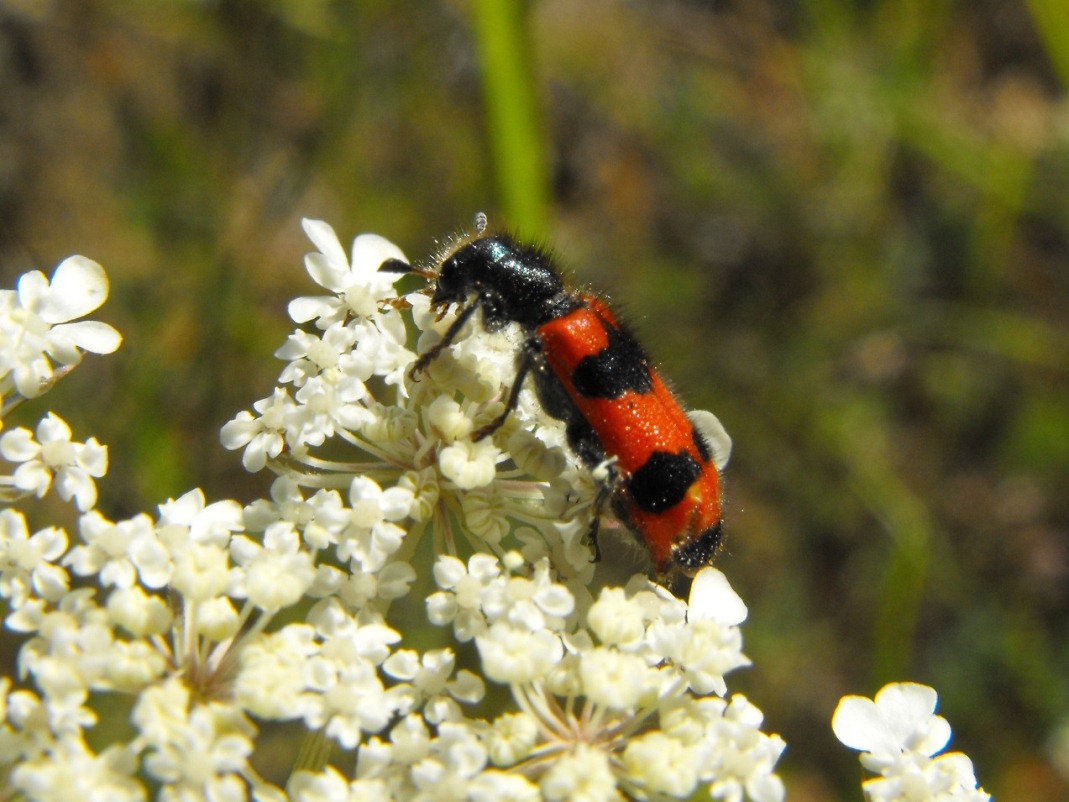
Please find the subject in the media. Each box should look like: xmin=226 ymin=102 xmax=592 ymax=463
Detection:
xmin=692 ymin=425 xmax=712 ymax=464
xmin=672 ymin=521 xmax=724 ymax=574
xmin=626 ymin=450 xmax=702 ymax=513
xmin=571 ymin=316 xmax=653 ymax=398
xmin=528 ymin=343 xmax=608 ymax=467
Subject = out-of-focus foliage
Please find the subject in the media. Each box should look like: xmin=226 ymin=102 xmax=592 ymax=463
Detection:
xmin=1 ymin=0 xmax=1067 ymax=798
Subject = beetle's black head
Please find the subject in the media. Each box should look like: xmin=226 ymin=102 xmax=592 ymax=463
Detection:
xmin=378 ymin=219 xmax=575 ymax=330
xmin=435 ymin=234 xmax=568 ymax=328
xmin=431 ymin=240 xmax=483 ymax=306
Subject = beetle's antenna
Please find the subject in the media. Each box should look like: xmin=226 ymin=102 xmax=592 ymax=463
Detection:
xmin=377 ymin=257 xmax=438 ymax=279
xmin=378 ymin=257 xmax=412 ymax=274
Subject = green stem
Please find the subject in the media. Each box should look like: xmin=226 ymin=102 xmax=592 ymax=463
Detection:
xmin=470 ymin=0 xmax=550 ymax=236
xmin=1027 ymin=0 xmax=1069 ymax=88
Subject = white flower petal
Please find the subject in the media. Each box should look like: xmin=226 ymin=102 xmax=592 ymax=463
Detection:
xmin=1 ymin=428 xmax=40 ymax=461
xmin=15 ymin=269 xmax=49 ymax=309
xmin=688 ymin=409 xmax=732 ymax=471
xmin=688 ymin=567 xmax=747 ymax=625
xmin=37 ymin=412 xmax=73 ymax=443
xmin=49 ymin=320 xmax=122 ymax=355
xmin=875 ymin=682 xmax=950 ymax=755
xmin=55 ymin=467 xmax=98 ymax=511
xmin=41 ymin=255 xmax=110 ymax=322
xmin=382 ymin=650 xmax=419 ymax=681
xmin=288 ymin=295 xmax=336 ymax=324
xmin=303 ymin=252 xmax=348 ymax=294
xmin=350 ymin=233 xmax=407 ymax=273
xmin=832 ymin=695 xmax=899 ymax=754
xmin=302 ymin=218 xmax=348 ymax=267
xmin=79 ymin=439 xmax=109 ymax=476
xmin=13 ymin=461 xmax=52 ymax=496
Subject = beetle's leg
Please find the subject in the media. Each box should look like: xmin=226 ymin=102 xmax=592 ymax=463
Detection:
xmin=410 ymin=300 xmax=481 ymax=379
xmin=472 ymin=340 xmax=537 ymax=441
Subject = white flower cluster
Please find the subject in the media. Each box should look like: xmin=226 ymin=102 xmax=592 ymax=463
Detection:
xmin=1 ymin=219 xmax=1006 ymax=802
xmin=833 ymin=682 xmax=991 ymax=801
xmin=0 ymin=223 xmax=784 ymax=801
xmin=0 ymin=255 xmax=121 ymax=403
xmin=0 ymin=256 xmax=119 ymax=511
xmin=221 ymin=219 xmax=785 ymax=800
xmin=413 ymin=557 xmax=784 ymax=802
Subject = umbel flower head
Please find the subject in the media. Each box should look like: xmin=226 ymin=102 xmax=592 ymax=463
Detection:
xmin=0 ymin=221 xmax=791 ymax=801
xmin=833 ymin=682 xmax=991 ymax=802
xmin=219 ymin=218 xmax=787 ymax=800
xmin=0 ymin=255 xmax=121 ymax=405
xmin=0 ymin=221 xmax=1001 ymax=802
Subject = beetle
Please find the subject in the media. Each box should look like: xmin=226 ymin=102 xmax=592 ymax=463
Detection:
xmin=381 ymin=218 xmax=730 ymax=582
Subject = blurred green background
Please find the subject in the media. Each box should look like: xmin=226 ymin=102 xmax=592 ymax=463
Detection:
xmin=2 ymin=0 xmax=1069 ymax=798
